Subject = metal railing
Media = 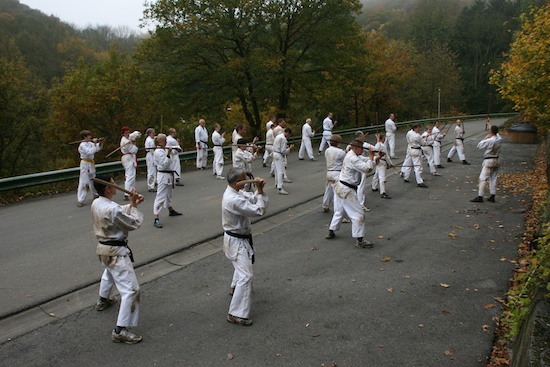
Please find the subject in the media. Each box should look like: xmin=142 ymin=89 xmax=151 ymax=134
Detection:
xmin=0 ymin=113 xmax=517 ymax=192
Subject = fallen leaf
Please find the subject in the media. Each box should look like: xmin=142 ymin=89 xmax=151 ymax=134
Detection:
xmin=484 ymin=303 xmax=497 ymax=310
xmin=482 ymin=325 xmax=490 ymax=332
xmin=381 ymin=257 xmax=391 ymax=262
xmin=377 ymin=235 xmax=384 ymax=239
xmin=403 ymin=275 xmax=411 ymax=279
xmin=448 ymin=232 xmax=458 ymax=238
xmin=442 ymin=310 xmax=451 ymax=314
xmin=311 ymin=246 xmax=318 ymax=251
xmin=311 ymin=333 xmax=321 ymax=337
xmin=387 ymin=288 xmax=393 ymax=293
xmin=227 ymin=354 xmax=234 ymax=360
xmin=276 ymin=353 xmax=283 ymax=357
xmin=473 ymin=223 xmax=480 ymax=229
xmin=377 ymin=344 xmax=385 ymax=348
xmin=455 ymin=225 xmax=462 ymax=229
xmin=440 ymin=283 xmax=450 ymax=288
xmin=444 ymin=348 xmax=455 ymax=356
xmin=490 ymin=239 xmax=495 ymax=243
xmin=418 ymin=324 xmax=424 ymax=328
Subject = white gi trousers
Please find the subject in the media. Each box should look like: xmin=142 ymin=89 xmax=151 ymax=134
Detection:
xmin=433 ymin=141 xmax=442 ymax=165
xmin=478 ymin=159 xmax=499 ymax=196
xmin=225 ymin=237 xmax=253 ymax=319
xmin=329 ymin=184 xmax=365 ymax=238
xmin=99 ymin=254 xmax=140 ymax=328
xmin=213 ymin=146 xmax=224 ymax=177
xmin=422 ymin=146 xmax=436 ymax=174
xmin=77 ymin=160 xmax=96 ymax=203
xmin=299 ymin=137 xmax=314 ymax=160
xmin=372 ymin=162 xmax=388 ymax=194
xmin=386 ymin=132 xmax=396 ymax=157
xmin=322 ymin=171 xmax=340 ymax=209
xmin=273 ymin=152 xmax=286 ymax=189
xmin=153 ymin=172 xmax=173 ymax=215
xmin=401 ymin=148 xmax=424 ymax=184
xmin=447 ymin=139 xmax=466 ymax=161
xmin=196 ymin=144 xmax=208 ymax=168
xmin=146 ymin=152 xmax=156 ymax=190
xmin=121 ymin=154 xmax=137 ymax=193
xmin=319 ymin=131 xmax=332 ymax=153
xmin=357 ymin=172 xmax=367 ymax=206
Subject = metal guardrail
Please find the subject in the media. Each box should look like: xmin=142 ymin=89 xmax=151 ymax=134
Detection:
xmin=0 ymin=113 xmax=517 ymax=192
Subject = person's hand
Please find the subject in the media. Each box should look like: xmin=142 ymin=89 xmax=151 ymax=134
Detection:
xmin=255 ymin=178 xmax=266 ymax=194
xmin=129 ymin=189 xmax=144 ymax=207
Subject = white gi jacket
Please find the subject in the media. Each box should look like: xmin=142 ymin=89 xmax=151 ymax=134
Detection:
xmin=195 ymin=125 xmax=209 ymax=149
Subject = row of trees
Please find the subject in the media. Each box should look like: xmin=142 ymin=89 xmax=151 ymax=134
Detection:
xmin=0 ymin=0 xmax=547 ymax=178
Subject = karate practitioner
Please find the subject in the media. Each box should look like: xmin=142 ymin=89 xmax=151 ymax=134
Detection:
xmin=91 ymin=174 xmax=144 ymax=344
xmin=432 ymin=120 xmax=446 ymax=168
xmin=298 ymin=118 xmax=316 ymax=161
xmin=222 ymin=167 xmax=269 ymax=326
xmin=385 ymin=113 xmax=397 ymax=158
xmin=262 ymin=116 xmax=276 ymax=167
xmin=195 ymin=119 xmax=209 ymax=170
xmin=167 ymin=128 xmax=184 ymax=186
xmin=76 ymin=130 xmax=103 ymax=207
xmin=322 ymin=134 xmax=346 ymax=212
xmin=471 ymin=120 xmax=501 ymax=203
xmin=153 ymin=134 xmax=182 ymax=228
xmin=144 ymin=128 xmax=157 ymax=192
xmin=212 ymin=123 xmax=226 ymax=179
xmin=371 ymin=133 xmax=393 ymax=199
xmin=447 ymin=119 xmax=470 ymax=165
xmin=231 ymin=124 xmax=246 ymax=166
xmin=401 ymin=124 xmax=428 ymax=188
xmin=120 ymin=126 xmax=141 ymax=200
xmin=421 ymin=126 xmax=440 ymax=176
xmin=273 ymin=128 xmax=293 ymax=195
xmin=234 ymin=138 xmax=255 ymax=191
xmin=318 ymin=112 xmax=336 ymax=155
xmin=326 ymin=139 xmax=380 ymax=248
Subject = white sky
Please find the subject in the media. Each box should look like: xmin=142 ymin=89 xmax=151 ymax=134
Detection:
xmin=19 ymin=0 xmax=151 ymax=32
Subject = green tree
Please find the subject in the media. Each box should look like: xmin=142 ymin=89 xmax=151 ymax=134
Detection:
xmin=490 ymin=3 xmax=550 ymax=130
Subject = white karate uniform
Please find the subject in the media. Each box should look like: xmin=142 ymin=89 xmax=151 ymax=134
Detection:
xmin=357 ymin=142 xmax=375 ymax=207
xmin=371 ymin=142 xmax=392 ymax=195
xmin=322 ymin=145 xmax=346 ymax=209
xmin=231 ymin=131 xmax=244 ymax=166
xmin=195 ymin=125 xmax=208 ymax=169
xmin=263 ymin=128 xmax=274 ymax=165
xmin=385 ymin=118 xmax=397 ymax=157
xmin=222 ymin=186 xmax=269 ymax=319
xmin=432 ymin=126 xmax=444 ymax=165
xmin=447 ymin=125 xmax=466 ymax=161
xmin=401 ymin=129 xmax=425 ymax=184
xmin=477 ymin=134 xmax=501 ymax=197
xmin=329 ymin=150 xmax=375 ymax=238
xmin=153 ymin=148 xmax=174 ymax=215
xmin=92 ymin=196 xmax=143 ymax=328
xmin=212 ymin=130 xmax=225 ymax=177
xmin=166 ymin=135 xmax=182 ymax=180
xmin=145 ymin=136 xmax=156 ymax=190
xmin=120 ymin=131 xmax=141 ymax=194
xmin=421 ymin=131 xmax=436 ymax=174
xmin=273 ymin=133 xmax=290 ymax=190
xmin=77 ymin=141 xmax=102 ymax=203
xmin=298 ymin=123 xmax=315 ymax=160
xmin=319 ymin=117 xmax=333 ymax=153
xmin=234 ymin=148 xmax=254 ymax=174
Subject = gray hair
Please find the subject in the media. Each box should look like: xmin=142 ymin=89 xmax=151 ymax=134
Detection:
xmin=227 ymin=167 xmax=246 ymax=184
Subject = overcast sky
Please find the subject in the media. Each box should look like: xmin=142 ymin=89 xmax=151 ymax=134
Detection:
xmin=19 ymin=0 xmax=150 ymax=32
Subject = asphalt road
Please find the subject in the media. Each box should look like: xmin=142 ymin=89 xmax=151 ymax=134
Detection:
xmin=0 ymin=118 xmax=538 ymax=366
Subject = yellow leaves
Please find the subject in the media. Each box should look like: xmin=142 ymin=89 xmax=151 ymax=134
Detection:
xmin=381 ymin=257 xmax=391 ymax=262
xmin=440 ymin=283 xmax=450 ymax=289
xmin=448 ymin=232 xmax=458 ymax=238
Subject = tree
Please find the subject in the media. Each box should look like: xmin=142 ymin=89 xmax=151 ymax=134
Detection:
xmin=490 ymin=3 xmax=550 ymax=130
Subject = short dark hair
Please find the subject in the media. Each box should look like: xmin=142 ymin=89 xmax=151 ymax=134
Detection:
xmin=284 ymin=128 xmax=292 ymax=134
xmin=93 ymin=174 xmax=112 ymax=197
xmin=491 ymin=125 xmax=499 ymax=134
xmin=80 ymin=130 xmax=91 ymax=139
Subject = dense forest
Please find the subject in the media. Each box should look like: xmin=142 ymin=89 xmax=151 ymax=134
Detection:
xmin=0 ymin=0 xmax=544 ymax=178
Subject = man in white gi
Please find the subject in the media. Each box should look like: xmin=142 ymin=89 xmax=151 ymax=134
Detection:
xmin=91 ymin=174 xmax=144 ymax=344
xmin=447 ymin=119 xmax=470 ymax=165
xmin=77 ymin=130 xmax=103 ymax=207
xmin=212 ymin=123 xmax=226 ymax=179
xmin=144 ymin=128 xmax=157 ymax=192
xmin=222 ymin=167 xmax=269 ymax=326
xmin=120 ymin=126 xmax=141 ymax=200
xmin=385 ymin=113 xmax=397 ymax=158
xmin=470 ymin=120 xmax=501 ymax=203
xmin=273 ymin=128 xmax=293 ymax=195
xmin=153 ymin=134 xmax=182 ymax=228
xmin=371 ymin=133 xmax=393 ymax=199
xmin=232 ymin=124 xmax=246 ymax=166
xmin=298 ymin=118 xmax=316 ymax=161
xmin=322 ymin=134 xmax=346 ymax=212
xmin=432 ymin=120 xmax=446 ymax=169
xmin=352 ymin=131 xmax=375 ymax=212
xmin=318 ymin=112 xmax=336 ymax=155
xmin=234 ymin=138 xmax=255 ymax=190
xmin=195 ymin=118 xmax=209 ymax=170
xmin=263 ymin=119 xmax=275 ymax=168
xmin=421 ymin=126 xmax=440 ymax=176
xmin=167 ymin=128 xmax=184 ymax=186
xmin=326 ymin=139 xmax=380 ymax=248
xmin=401 ymin=124 xmax=428 ymax=188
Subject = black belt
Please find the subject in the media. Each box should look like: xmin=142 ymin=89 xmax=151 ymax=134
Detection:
xmin=158 ymin=170 xmax=178 ymax=187
xmin=457 ymin=138 xmax=464 ymax=141
xmin=99 ymin=240 xmax=134 ymax=262
xmin=411 ymin=147 xmax=421 ymax=149
xmin=213 ymin=144 xmax=222 ymax=147
xmin=328 ymin=169 xmax=341 ymax=172
xmin=484 ymin=156 xmax=499 ymax=159
xmin=340 ymin=180 xmax=358 ymax=191
xmin=225 ymin=231 xmax=255 ymax=264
